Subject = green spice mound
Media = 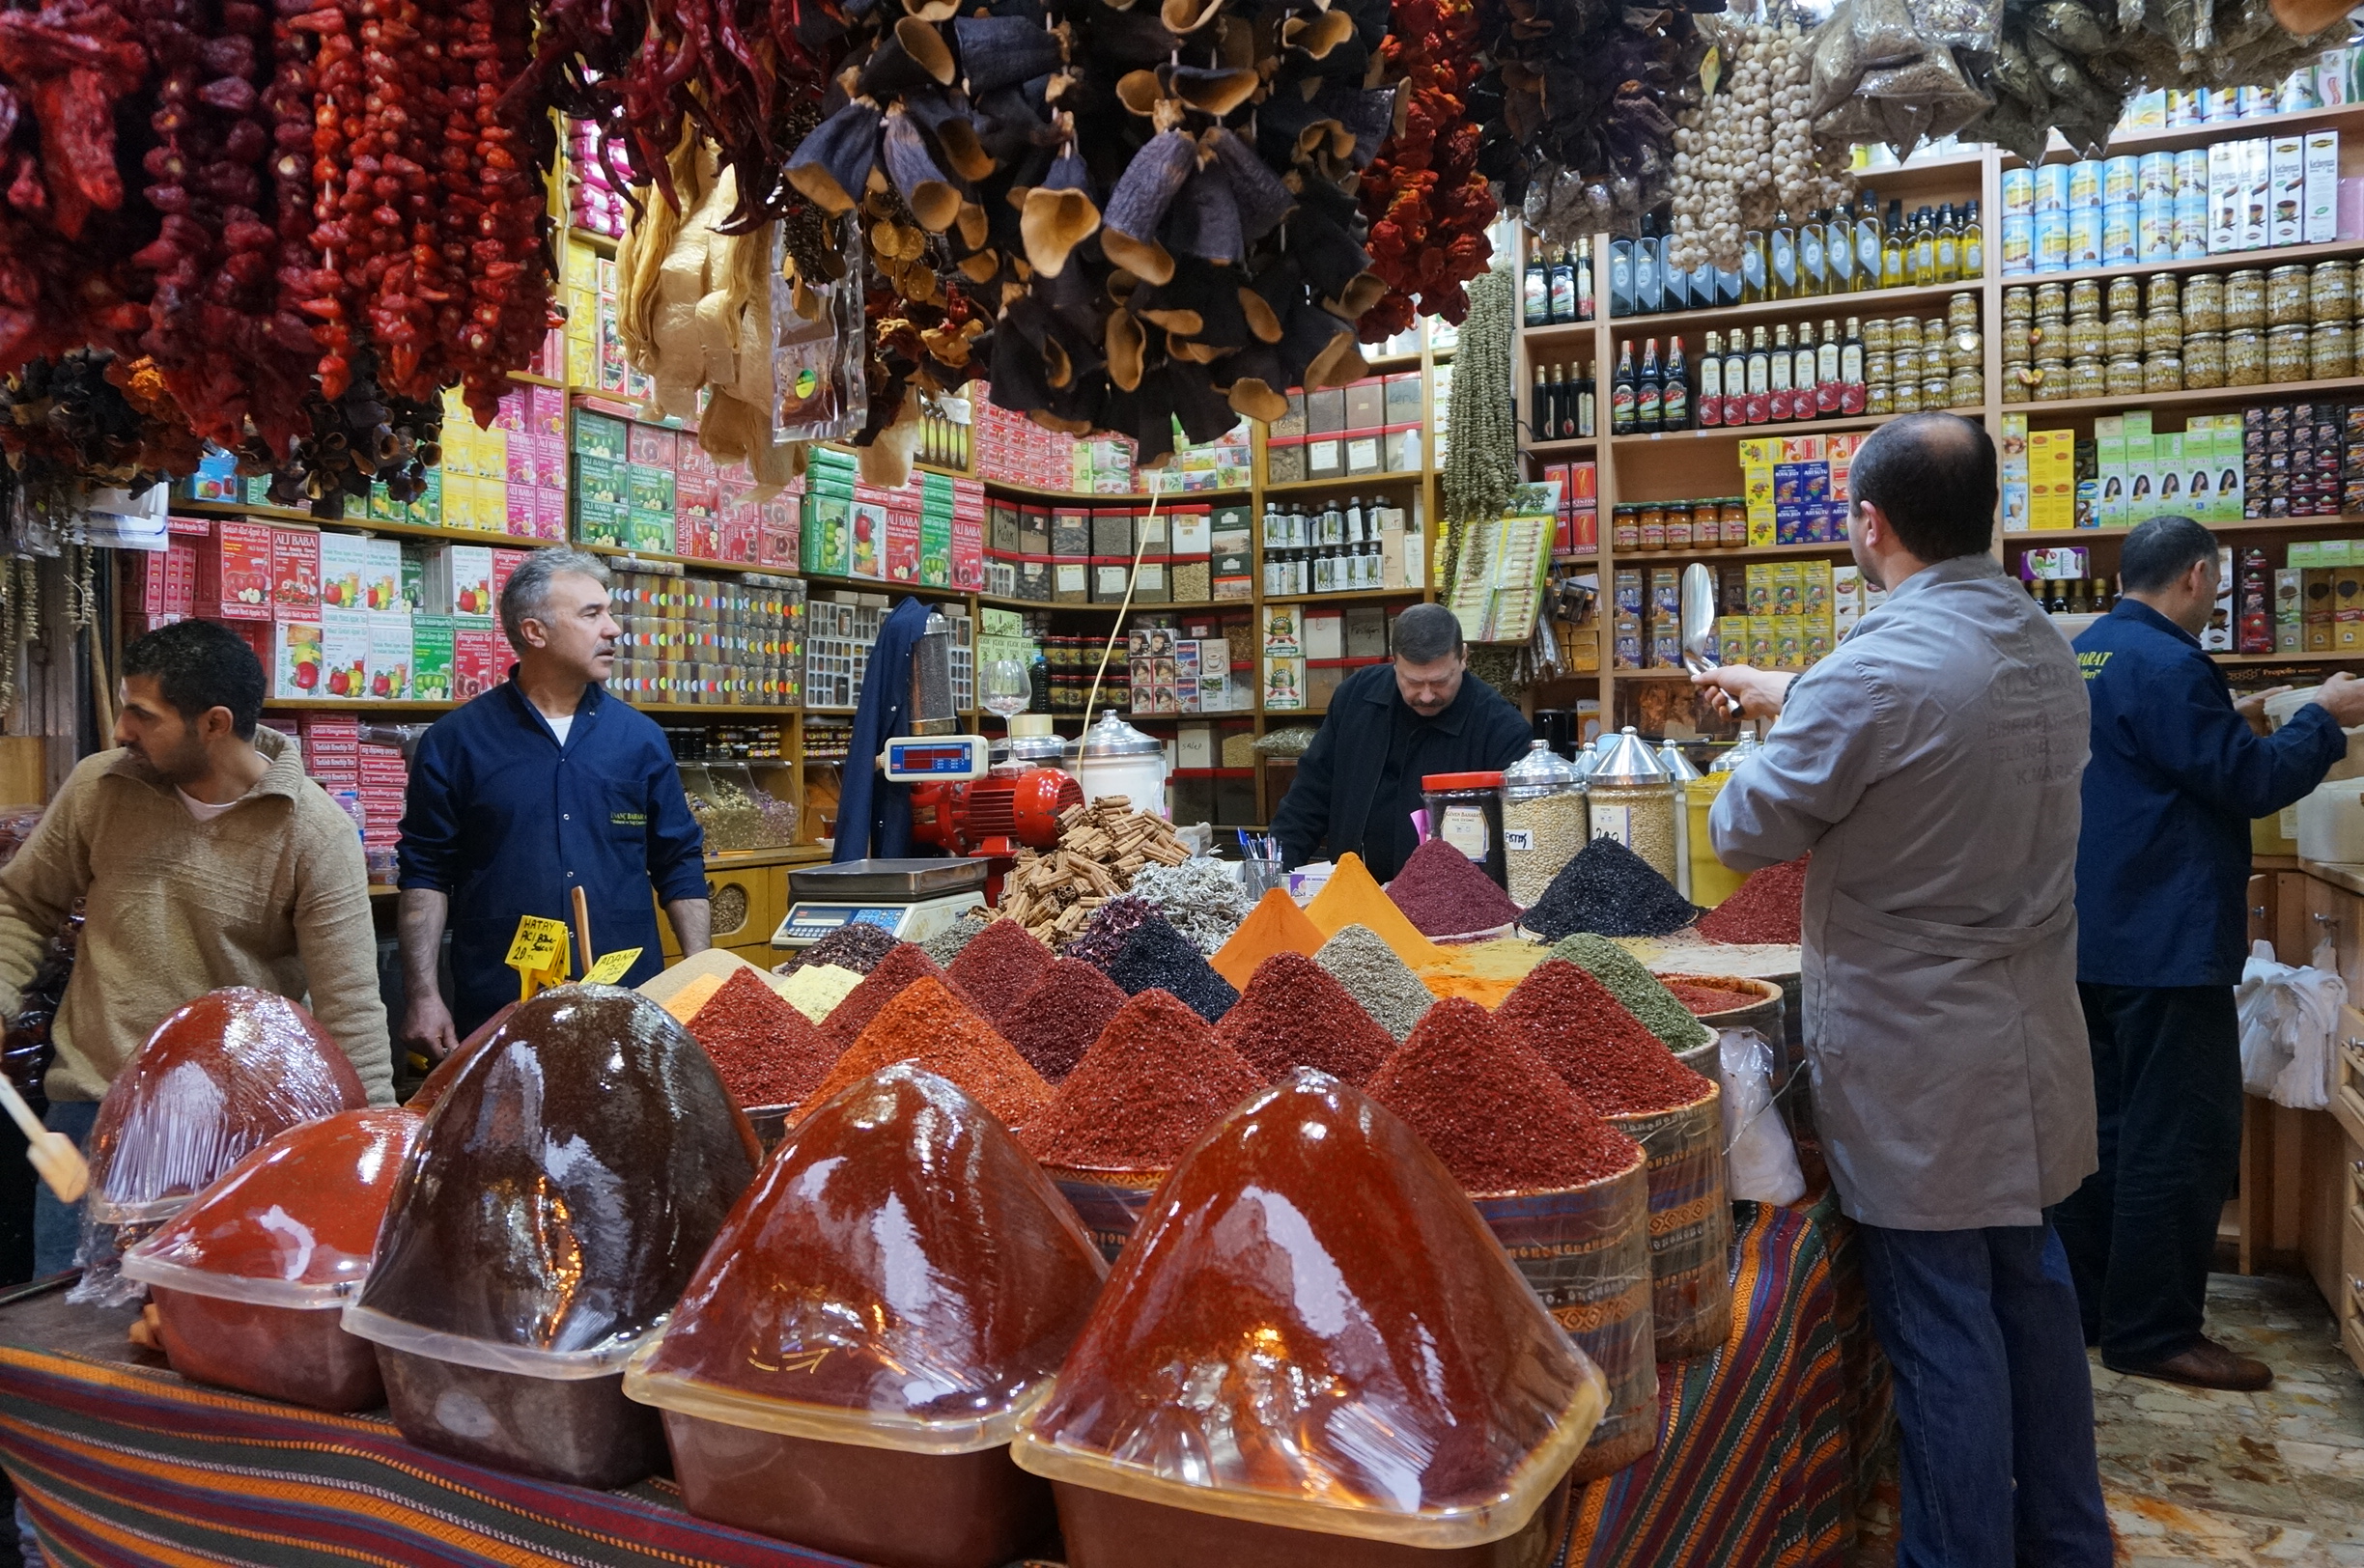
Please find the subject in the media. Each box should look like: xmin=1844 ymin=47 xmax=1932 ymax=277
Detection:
xmin=1546 ymin=933 xmax=1714 ymax=1052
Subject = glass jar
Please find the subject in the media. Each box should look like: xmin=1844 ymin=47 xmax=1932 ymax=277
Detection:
xmin=1892 ymin=343 xmax=1922 ymax=381
xmin=2225 ymin=326 xmax=2266 ymax=385
xmin=1947 ymin=292 xmax=1980 ymax=328
xmin=2267 ymin=322 xmax=2312 ymax=382
xmin=1921 ymin=317 xmax=1948 ymax=352
xmin=2104 ymin=354 xmax=2148 ymax=395
xmin=2002 ymin=286 xmax=2033 ymax=322
xmin=2311 ymin=321 xmax=2353 ymax=380
xmin=2267 ymin=264 xmax=2311 ymax=326
xmin=1612 ymin=505 xmax=1640 ymax=551
xmin=1720 ymin=498 xmax=1749 ymax=547
xmin=2064 ymin=357 xmax=2102 ymax=398
xmin=2001 ymin=322 xmax=2034 ymax=364
xmin=1925 ymin=372 xmax=1954 ymax=407
xmin=2225 ymin=268 xmax=2267 ymax=329
xmin=2142 ymin=309 xmax=2183 ymax=355
xmin=2311 ymin=259 xmax=2353 ymax=324
xmin=2002 ymin=367 xmax=2032 ymax=403
xmin=2067 ymin=316 xmax=2106 ymax=358
xmin=2182 ymin=272 xmax=2225 ymax=334
xmin=2181 ymin=332 xmax=2225 ymax=388
xmin=1638 ymin=503 xmax=1666 ymax=551
xmin=1892 ymin=377 xmax=1923 ymax=412
xmin=2034 ymin=281 xmax=2068 ymax=317
xmin=1664 ymin=502 xmax=1693 ymax=551
xmin=1868 ymin=380 xmax=1896 ymax=414
xmin=2141 ymin=352 xmax=2182 ymax=393
xmin=1862 ymin=317 xmax=1893 ymax=353
xmin=1421 ymin=770 xmax=1508 ymax=891
xmin=2032 ymin=357 xmax=2068 ymax=401
xmin=1949 ymin=367 xmax=1984 ymax=406
xmin=2105 ymin=314 xmax=2146 ymax=358
xmin=1584 ymin=730 xmax=1677 ymax=884
xmin=2106 ymin=275 xmax=2142 ymax=316
xmin=1500 ymin=741 xmax=1586 ymax=908
xmin=2068 ymin=278 xmax=2104 ymax=317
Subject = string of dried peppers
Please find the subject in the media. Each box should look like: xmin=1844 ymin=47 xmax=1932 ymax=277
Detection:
xmin=1356 ymin=0 xmax=1494 ymax=343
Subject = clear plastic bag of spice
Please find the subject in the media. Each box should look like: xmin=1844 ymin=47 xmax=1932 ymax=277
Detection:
xmin=772 ymin=219 xmax=868 ymax=444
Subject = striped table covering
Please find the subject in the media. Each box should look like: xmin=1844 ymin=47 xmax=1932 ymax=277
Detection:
xmin=0 ymin=1190 xmax=1883 ymax=1568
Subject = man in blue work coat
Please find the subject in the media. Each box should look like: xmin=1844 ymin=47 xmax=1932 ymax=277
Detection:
xmin=2065 ymin=514 xmax=2364 ymax=1391
xmin=396 ymin=547 xmax=710 ymax=1050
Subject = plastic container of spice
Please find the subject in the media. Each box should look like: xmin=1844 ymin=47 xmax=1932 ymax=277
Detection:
xmin=625 ymin=1066 xmax=1105 ymax=1568
xmin=1658 ymin=742 xmax=1701 ymax=901
xmin=1502 ymin=741 xmax=1585 ymax=908
xmin=1014 ymin=1071 xmax=1606 ymax=1565
xmin=1587 ymin=730 xmax=1677 ymax=884
xmin=344 ymin=986 xmax=760 ymax=1489
xmin=121 ymin=1109 xmax=422 ymax=1412
xmin=1421 ymin=771 xmax=1508 ymax=890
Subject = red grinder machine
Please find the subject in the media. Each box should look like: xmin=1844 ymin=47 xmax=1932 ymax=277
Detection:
xmin=909 ymin=714 xmax=1081 ymax=900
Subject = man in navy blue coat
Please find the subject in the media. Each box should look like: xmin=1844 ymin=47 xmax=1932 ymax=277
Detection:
xmin=395 ymin=548 xmax=710 ymax=1050
xmin=2065 ymin=515 xmax=2364 ymax=1391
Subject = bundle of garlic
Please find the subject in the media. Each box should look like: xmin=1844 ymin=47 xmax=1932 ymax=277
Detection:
xmin=1667 ymin=14 xmax=1854 ymax=274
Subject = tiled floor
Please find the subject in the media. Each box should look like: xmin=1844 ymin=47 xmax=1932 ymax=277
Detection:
xmin=1854 ymin=1272 xmax=2364 ymax=1565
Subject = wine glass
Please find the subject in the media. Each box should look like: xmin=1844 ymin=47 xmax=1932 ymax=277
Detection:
xmin=982 ymin=658 xmax=1031 ymax=726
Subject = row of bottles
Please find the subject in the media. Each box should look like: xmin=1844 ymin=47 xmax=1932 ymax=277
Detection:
xmin=1529 ymin=364 xmax=1598 ymax=441
xmin=1520 ymin=245 xmax=1596 ymax=328
xmin=1608 ymin=320 xmax=1871 ymax=434
xmin=1599 ymin=194 xmax=1985 ymax=318
xmin=2028 ymin=576 xmax=2120 ymax=618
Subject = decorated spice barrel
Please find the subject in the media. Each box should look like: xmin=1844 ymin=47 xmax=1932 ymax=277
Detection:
xmin=1472 ymin=1151 xmax=1657 ymax=1480
xmin=1605 ymin=1082 xmax=1733 ymax=1361
xmin=1047 ymin=1167 xmax=1167 ymax=1263
xmin=1657 ymin=972 xmax=1787 ymax=1078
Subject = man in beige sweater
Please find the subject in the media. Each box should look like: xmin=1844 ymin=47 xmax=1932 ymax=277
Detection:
xmin=0 ymin=620 xmax=393 ymax=1277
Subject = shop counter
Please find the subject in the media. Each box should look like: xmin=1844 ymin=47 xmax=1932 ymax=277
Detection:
xmin=0 ymin=1192 xmax=1886 ymax=1568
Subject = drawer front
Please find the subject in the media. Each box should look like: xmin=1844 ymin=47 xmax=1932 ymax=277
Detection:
xmin=2338 ymin=1010 xmax=2364 ymax=1152
xmin=2345 ymin=1207 xmax=2364 ymax=1337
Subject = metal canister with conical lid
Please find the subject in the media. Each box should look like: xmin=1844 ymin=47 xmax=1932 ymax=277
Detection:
xmin=1587 ymin=728 xmax=1678 ymax=883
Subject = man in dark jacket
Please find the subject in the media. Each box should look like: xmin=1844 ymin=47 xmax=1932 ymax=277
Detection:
xmin=2065 ymin=514 xmax=2364 ymax=1391
xmin=1271 ymin=603 xmax=1532 ymax=881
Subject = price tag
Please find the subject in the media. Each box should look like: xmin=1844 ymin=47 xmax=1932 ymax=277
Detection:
xmin=506 ymin=915 xmax=572 ymax=1001
xmin=581 ymin=947 xmax=644 ymax=986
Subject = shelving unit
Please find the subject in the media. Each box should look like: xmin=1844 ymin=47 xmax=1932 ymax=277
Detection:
xmin=1518 ymin=104 xmax=2364 ymax=731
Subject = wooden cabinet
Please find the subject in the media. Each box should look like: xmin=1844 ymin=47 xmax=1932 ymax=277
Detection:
xmin=2269 ymin=867 xmax=2364 ymax=1376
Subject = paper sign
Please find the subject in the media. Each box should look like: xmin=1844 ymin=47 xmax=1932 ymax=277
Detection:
xmin=506 ymin=915 xmax=571 ymax=999
xmin=581 ymin=947 xmax=644 ymax=986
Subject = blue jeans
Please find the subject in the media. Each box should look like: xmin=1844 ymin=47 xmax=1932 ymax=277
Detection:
xmin=1858 ymin=1221 xmax=2112 ymax=1568
xmin=32 ymin=1101 xmax=97 ymax=1279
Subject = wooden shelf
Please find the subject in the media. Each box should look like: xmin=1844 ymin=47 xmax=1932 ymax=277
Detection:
xmin=2003 ymin=103 xmax=2364 ymax=167
xmin=1261 ymin=587 xmax=1427 ymax=604
xmin=1611 ymin=409 xmax=1976 ymax=446
xmin=1999 ymin=235 xmax=2364 ymax=288
xmin=1525 ymin=436 xmax=1599 ymax=458
xmin=2004 ymin=375 xmax=2364 ymax=417
xmin=1845 ymin=148 xmax=1989 ymax=197
xmin=1593 ymin=279 xmax=1975 ymax=339
xmin=2007 ymin=517 xmax=2364 ymax=544
xmin=2214 ymin=651 xmax=2362 ymax=664
xmin=1621 ymin=539 xmax=1857 ymax=563
xmin=1260 ymin=471 xmax=1426 ymax=494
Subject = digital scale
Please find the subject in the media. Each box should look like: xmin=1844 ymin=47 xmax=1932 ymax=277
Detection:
xmin=883 ymin=734 xmax=991 ymax=782
xmin=771 ymin=858 xmax=989 ymax=950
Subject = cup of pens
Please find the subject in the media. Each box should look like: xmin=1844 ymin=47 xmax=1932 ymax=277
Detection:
xmin=1237 ymin=831 xmax=1284 ymax=899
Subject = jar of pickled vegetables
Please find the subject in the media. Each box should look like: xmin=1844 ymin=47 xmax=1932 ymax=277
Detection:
xmin=2181 ymin=332 xmax=2225 ymax=388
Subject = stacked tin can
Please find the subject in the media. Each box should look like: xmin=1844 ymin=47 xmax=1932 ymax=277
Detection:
xmin=2003 ymin=260 xmax=2353 ymax=402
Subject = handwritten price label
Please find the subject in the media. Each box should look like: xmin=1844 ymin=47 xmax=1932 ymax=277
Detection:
xmin=581 ymin=947 xmax=644 ymax=986
xmin=505 ymin=915 xmax=572 ymax=1000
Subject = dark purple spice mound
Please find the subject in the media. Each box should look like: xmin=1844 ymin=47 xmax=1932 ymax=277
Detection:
xmin=1105 ymin=913 xmax=1239 ymax=1024
xmin=1386 ymin=837 xmax=1524 ymax=938
xmin=1060 ymin=894 xmax=1159 ymax=967
xmin=1522 ymin=835 xmax=1700 ymax=940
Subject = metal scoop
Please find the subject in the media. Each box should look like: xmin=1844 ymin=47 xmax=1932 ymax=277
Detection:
xmin=1679 ymin=563 xmax=1719 ymax=675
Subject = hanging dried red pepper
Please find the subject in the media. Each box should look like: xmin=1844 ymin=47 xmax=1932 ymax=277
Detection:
xmin=1357 ymin=0 xmax=1494 ymax=343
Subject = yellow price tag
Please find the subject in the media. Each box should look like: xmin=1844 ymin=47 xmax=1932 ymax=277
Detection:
xmin=581 ymin=947 xmax=644 ymax=986
xmin=506 ymin=915 xmax=572 ymax=1001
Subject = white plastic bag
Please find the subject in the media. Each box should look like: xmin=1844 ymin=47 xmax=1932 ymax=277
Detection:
xmin=2235 ymin=938 xmax=2345 ymax=1110
xmin=1716 ymin=1027 xmax=1806 ymax=1206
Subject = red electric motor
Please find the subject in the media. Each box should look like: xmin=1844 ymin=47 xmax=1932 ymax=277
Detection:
xmin=908 ymin=725 xmax=1081 ymax=900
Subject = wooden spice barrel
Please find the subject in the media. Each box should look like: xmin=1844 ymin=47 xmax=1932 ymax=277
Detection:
xmin=1658 ymin=972 xmax=1785 ymax=1080
xmin=1604 ymin=1084 xmax=1733 ymax=1361
xmin=1047 ymin=1166 xmax=1167 ymax=1263
xmin=1473 ymin=1153 xmax=1657 ymax=1481
xmin=744 ymin=1105 xmax=796 ymax=1154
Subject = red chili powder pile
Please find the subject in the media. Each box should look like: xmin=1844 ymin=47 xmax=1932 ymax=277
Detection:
xmin=1696 ymin=854 xmax=1808 ymax=946
xmin=944 ymin=918 xmax=1055 ymax=1028
xmin=1384 ymin=837 xmax=1524 ymax=938
xmin=804 ymin=977 xmax=1052 ymax=1130
xmin=1493 ymin=960 xmax=1713 ymax=1115
xmin=1018 ymin=989 xmax=1265 ymax=1171
xmin=1663 ymin=979 xmax=1766 ymax=1016
xmin=999 ymin=958 xmax=1132 ymax=1084
xmin=1215 ymin=950 xmax=1396 ymax=1084
xmin=685 ymin=969 xmax=841 ymax=1108
xmin=820 ymin=943 xmax=948 ymax=1048
xmin=1366 ymin=997 xmax=1642 ymax=1194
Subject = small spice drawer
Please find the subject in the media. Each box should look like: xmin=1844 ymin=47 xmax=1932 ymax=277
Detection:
xmin=659 ymin=865 xmax=786 ymax=961
xmin=2335 ymin=1006 xmax=2364 ymax=1154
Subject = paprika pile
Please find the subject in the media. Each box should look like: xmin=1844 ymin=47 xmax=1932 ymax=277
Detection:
xmin=802 ymin=978 xmax=1051 ymax=1132
xmin=999 ymin=958 xmax=1130 ymax=1085
xmin=1018 ymin=990 xmax=1264 ymax=1173
xmin=1216 ymin=951 xmax=1395 ymax=1085
xmin=1495 ymin=962 xmax=1714 ymax=1116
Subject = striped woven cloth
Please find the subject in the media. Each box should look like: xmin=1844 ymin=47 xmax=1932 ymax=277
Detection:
xmin=0 ymin=1190 xmax=1882 ymax=1568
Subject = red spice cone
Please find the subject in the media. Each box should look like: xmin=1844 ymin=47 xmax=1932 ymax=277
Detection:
xmin=1216 ymin=949 xmax=1397 ymax=1084
xmin=946 ymin=918 xmax=1055 ymax=1029
xmin=806 ymin=977 xmax=1051 ymax=1132
xmin=684 ymin=967 xmax=844 ymax=1110
xmin=1018 ymin=989 xmax=1264 ymax=1171
xmin=1493 ymin=961 xmax=1713 ymax=1116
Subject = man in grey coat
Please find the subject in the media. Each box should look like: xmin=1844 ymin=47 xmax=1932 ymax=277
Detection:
xmin=1695 ymin=413 xmax=2110 ymax=1568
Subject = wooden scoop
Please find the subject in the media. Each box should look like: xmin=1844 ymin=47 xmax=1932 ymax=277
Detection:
xmin=0 ymin=1074 xmax=87 ymax=1204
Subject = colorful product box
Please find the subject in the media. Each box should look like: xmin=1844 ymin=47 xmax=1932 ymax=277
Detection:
xmin=367 ymin=613 xmax=413 ymax=700
xmin=318 ymin=532 xmax=369 ymax=611
xmin=199 ymin=520 xmax=274 ymax=620
xmin=319 ymin=607 xmax=372 ymax=700
xmin=272 ymin=622 xmax=324 ymax=699
xmin=409 ymin=615 xmax=455 ymax=700
xmin=363 ymin=540 xmax=403 ymax=612
xmin=269 ymin=527 xmax=319 ymax=621
xmin=454 ymin=619 xmax=501 ymax=700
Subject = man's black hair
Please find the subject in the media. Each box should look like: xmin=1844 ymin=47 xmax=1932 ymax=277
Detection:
xmin=1393 ymin=602 xmax=1465 ymax=663
xmin=1850 ymin=412 xmax=1997 ymax=563
xmin=123 ymin=620 xmax=266 ymax=740
xmin=2118 ymin=515 xmax=2218 ymax=594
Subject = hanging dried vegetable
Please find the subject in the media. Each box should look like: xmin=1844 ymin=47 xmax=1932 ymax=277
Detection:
xmin=252 ymin=347 xmax=442 ymax=518
xmin=1667 ymin=14 xmax=1850 ymax=273
xmin=1440 ymin=266 xmax=1514 ymax=532
xmin=1474 ymin=0 xmax=1715 ymax=241
xmin=1356 ymin=0 xmax=1495 ymax=343
xmin=0 ymin=350 xmax=180 ymax=492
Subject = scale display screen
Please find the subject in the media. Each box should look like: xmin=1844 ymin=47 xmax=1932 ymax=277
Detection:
xmin=887 ymin=740 xmax=981 ymax=774
xmin=775 ymin=904 xmax=909 ymax=945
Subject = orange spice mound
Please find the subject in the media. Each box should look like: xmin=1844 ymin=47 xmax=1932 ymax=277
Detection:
xmin=1209 ymin=887 xmax=1328 ymax=991
xmin=1304 ymin=853 xmax=1447 ymax=967
xmin=1215 ymin=950 xmax=1397 ymax=1085
xmin=821 ymin=943 xmax=947 ymax=1048
xmin=803 ymin=977 xmax=1052 ymax=1131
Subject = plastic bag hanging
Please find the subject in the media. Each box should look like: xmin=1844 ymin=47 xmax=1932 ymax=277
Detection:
xmin=773 ymin=217 xmax=871 ymax=444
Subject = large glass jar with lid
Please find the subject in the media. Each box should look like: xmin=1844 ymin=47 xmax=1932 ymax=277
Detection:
xmin=1075 ymin=710 xmax=1170 ymax=819
xmin=1587 ymin=728 xmax=1678 ymax=883
xmin=1501 ymin=740 xmax=1585 ymax=907
xmin=1658 ymin=741 xmax=1703 ymax=901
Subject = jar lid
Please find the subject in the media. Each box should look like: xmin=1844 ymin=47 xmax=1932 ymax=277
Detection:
xmin=1421 ymin=770 xmax=1506 ymax=791
xmin=1657 ymin=742 xmax=1703 ymax=783
xmin=1589 ymin=727 xmax=1669 ymax=786
xmin=1502 ymin=739 xmax=1577 ymax=792
xmin=1077 ymin=710 xmax=1163 ymax=758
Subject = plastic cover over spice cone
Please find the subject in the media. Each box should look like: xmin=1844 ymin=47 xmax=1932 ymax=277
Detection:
xmin=404 ymin=1002 xmax=516 ymax=1117
xmin=86 ymin=988 xmax=368 ymax=1226
xmin=1012 ymin=1069 xmax=1606 ymax=1548
xmin=626 ymin=1064 xmax=1107 ymax=1452
xmin=123 ymin=1108 xmax=421 ymax=1308
xmin=345 ymin=984 xmax=760 ymax=1378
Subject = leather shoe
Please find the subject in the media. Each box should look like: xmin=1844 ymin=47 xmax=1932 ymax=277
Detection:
xmin=2104 ymin=1336 xmax=2272 ymax=1392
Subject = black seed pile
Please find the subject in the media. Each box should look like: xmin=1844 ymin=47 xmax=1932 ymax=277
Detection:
xmin=1104 ymin=913 xmax=1240 ymax=1024
xmin=1060 ymin=894 xmax=1159 ymax=967
xmin=1522 ymin=836 xmax=1701 ymax=940
xmin=776 ymin=921 xmax=902 ymax=975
